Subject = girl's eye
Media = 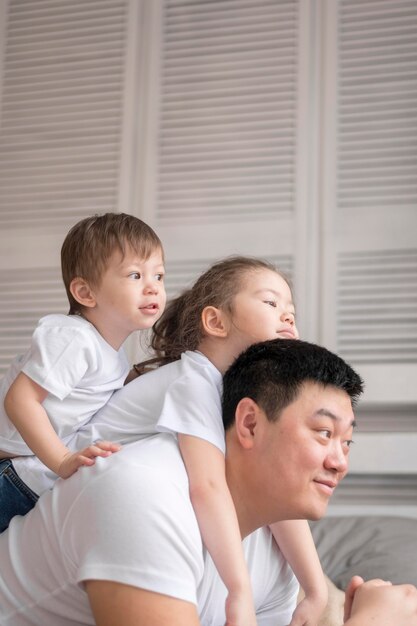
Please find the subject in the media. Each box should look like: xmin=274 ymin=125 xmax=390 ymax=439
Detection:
xmin=264 ymin=300 xmax=277 ymax=308
xmin=155 ymin=273 xmax=164 ymax=282
xmin=129 ymin=272 xmax=141 ymax=280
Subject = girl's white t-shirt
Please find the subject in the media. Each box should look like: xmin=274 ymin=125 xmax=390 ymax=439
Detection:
xmin=13 ymin=350 xmax=224 ymax=495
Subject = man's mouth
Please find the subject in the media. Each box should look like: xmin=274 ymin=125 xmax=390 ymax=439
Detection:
xmin=313 ymin=479 xmax=338 ymax=496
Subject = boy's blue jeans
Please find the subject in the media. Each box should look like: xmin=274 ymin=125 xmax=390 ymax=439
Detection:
xmin=0 ymin=459 xmax=38 ymax=533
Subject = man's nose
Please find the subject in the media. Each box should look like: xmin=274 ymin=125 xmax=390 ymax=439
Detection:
xmin=324 ymin=442 xmax=348 ymax=474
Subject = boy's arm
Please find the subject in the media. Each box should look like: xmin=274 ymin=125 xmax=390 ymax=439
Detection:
xmin=178 ymin=434 xmax=257 ymax=626
xmin=4 ymin=372 xmax=120 ymax=478
xmin=270 ymin=519 xmax=328 ymax=626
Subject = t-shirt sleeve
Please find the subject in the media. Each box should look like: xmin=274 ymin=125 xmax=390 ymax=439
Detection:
xmin=156 ymin=373 xmax=225 ymax=454
xmin=63 ymin=463 xmax=204 ymax=606
xmin=246 ymin=529 xmax=299 ymax=626
xmin=22 ymin=323 xmax=96 ymax=400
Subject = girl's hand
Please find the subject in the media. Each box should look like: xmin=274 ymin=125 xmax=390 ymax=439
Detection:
xmin=224 ymin=589 xmax=257 ymax=626
xmin=289 ymin=592 xmax=327 ymax=626
xmin=57 ymin=441 xmax=122 ymax=479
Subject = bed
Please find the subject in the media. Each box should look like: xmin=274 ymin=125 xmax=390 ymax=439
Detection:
xmin=305 ymin=515 xmax=417 ymax=625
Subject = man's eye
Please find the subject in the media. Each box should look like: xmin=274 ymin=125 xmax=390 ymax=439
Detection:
xmin=318 ymin=429 xmax=331 ymax=439
xmin=129 ymin=272 xmax=141 ymax=280
xmin=344 ymin=439 xmax=354 ymax=449
xmin=264 ymin=300 xmax=277 ymax=308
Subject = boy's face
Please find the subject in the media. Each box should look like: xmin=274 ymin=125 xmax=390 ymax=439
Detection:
xmin=90 ymin=246 xmax=166 ymax=348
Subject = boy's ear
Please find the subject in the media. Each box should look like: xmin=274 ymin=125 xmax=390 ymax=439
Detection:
xmin=234 ymin=397 xmax=259 ymax=450
xmin=201 ymin=305 xmax=230 ymax=338
xmin=69 ymin=277 xmax=97 ymax=309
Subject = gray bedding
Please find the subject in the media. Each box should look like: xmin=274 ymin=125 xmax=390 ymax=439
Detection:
xmin=310 ymin=515 xmax=417 ymax=589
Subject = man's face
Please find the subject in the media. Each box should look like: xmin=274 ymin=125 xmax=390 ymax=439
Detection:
xmin=249 ymin=382 xmax=355 ymax=524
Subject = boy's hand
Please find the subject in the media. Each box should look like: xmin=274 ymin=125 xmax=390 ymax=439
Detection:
xmin=224 ymin=589 xmax=257 ymax=626
xmin=57 ymin=441 xmax=122 ymax=479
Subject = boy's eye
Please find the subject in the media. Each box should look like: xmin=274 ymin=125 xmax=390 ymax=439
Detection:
xmin=129 ymin=272 xmax=141 ymax=280
xmin=155 ymin=273 xmax=164 ymax=282
xmin=264 ymin=300 xmax=277 ymax=308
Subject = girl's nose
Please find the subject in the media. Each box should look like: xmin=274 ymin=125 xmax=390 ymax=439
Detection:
xmin=280 ymin=310 xmax=295 ymax=325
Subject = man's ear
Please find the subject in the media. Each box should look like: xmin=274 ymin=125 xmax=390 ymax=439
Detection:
xmin=234 ymin=397 xmax=260 ymax=450
xmin=201 ymin=305 xmax=230 ymax=338
xmin=69 ymin=277 xmax=97 ymax=309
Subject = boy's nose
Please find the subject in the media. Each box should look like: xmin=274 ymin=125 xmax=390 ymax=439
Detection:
xmin=144 ymin=280 xmax=158 ymax=294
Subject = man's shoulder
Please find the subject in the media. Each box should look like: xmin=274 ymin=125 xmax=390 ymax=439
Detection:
xmin=79 ymin=435 xmax=189 ymax=498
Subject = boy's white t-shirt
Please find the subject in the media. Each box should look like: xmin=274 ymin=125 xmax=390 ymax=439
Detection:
xmin=0 ymin=314 xmax=129 ymax=457
xmin=14 ymin=350 xmax=225 ymax=495
xmin=0 ymin=435 xmax=298 ymax=626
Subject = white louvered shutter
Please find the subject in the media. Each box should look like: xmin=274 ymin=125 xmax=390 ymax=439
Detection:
xmin=0 ymin=0 xmax=136 ymax=374
xmin=321 ymin=0 xmax=417 ymax=516
xmin=150 ymin=0 xmax=307 ymax=309
xmin=322 ymin=0 xmax=417 ymax=405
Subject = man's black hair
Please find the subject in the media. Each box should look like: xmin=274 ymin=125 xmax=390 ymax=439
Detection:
xmin=222 ymin=339 xmax=364 ymax=430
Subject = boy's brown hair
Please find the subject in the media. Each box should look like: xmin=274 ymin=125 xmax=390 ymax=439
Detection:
xmin=61 ymin=212 xmax=163 ymax=314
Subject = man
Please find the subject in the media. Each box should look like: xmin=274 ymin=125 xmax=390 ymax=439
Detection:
xmin=0 ymin=339 xmax=416 ymax=625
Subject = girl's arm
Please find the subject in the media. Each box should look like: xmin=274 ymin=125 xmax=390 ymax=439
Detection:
xmin=4 ymin=372 xmax=119 ymax=478
xmin=178 ymin=433 xmax=257 ymax=626
xmin=270 ymin=519 xmax=328 ymax=626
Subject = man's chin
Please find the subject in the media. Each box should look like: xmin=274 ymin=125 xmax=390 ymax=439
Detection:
xmin=307 ymin=501 xmax=329 ymax=521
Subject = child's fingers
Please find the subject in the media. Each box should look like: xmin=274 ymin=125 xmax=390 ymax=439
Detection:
xmin=94 ymin=440 xmax=122 ymax=452
xmin=77 ymin=455 xmax=96 ymax=467
xmin=81 ymin=443 xmax=121 ymax=460
xmin=61 ymin=444 xmax=122 ymax=478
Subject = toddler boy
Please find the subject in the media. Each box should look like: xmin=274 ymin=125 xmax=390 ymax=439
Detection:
xmin=0 ymin=212 xmax=165 ymax=532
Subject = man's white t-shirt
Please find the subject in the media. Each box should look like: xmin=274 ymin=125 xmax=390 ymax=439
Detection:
xmin=0 ymin=314 xmax=129 ymax=492
xmin=0 ymin=435 xmax=298 ymax=626
xmin=14 ymin=350 xmax=225 ymax=494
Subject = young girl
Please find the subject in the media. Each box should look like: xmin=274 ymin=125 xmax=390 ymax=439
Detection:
xmin=12 ymin=256 xmax=328 ymax=626
xmin=129 ymin=256 xmax=328 ymax=626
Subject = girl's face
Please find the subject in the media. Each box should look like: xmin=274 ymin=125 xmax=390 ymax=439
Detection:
xmin=224 ymin=268 xmax=299 ymax=355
